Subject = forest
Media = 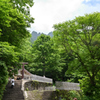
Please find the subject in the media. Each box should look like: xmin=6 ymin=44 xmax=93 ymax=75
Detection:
xmin=0 ymin=0 xmax=100 ymax=100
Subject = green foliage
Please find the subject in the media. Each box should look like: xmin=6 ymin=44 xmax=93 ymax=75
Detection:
xmin=53 ymin=12 xmax=100 ymax=98
xmin=69 ymin=90 xmax=89 ymax=100
xmin=0 ymin=0 xmax=34 ymax=47
xmin=69 ymin=90 xmax=100 ymax=100
xmin=55 ymin=90 xmax=94 ymax=100
xmin=79 ymin=77 xmax=100 ymax=100
xmin=18 ymin=38 xmax=32 ymax=62
xmin=66 ymin=72 xmax=84 ymax=83
xmin=10 ymin=0 xmax=34 ymax=27
xmin=26 ymin=88 xmax=29 ymax=91
xmin=0 ymin=0 xmax=34 ymax=98
xmin=55 ymin=90 xmax=71 ymax=100
xmin=0 ymin=42 xmax=18 ymax=62
xmin=28 ymin=34 xmax=63 ymax=81
xmin=0 ymin=61 xmax=8 ymax=100
xmin=0 ymin=42 xmax=20 ymax=75
xmin=59 ymin=49 xmax=75 ymax=81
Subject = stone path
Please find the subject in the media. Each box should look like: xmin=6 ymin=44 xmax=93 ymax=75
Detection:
xmin=2 ymin=80 xmax=24 ymax=100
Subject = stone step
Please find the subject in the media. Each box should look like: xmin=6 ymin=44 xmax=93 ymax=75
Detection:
xmin=3 ymin=91 xmax=23 ymax=94
xmin=3 ymin=98 xmax=24 ymax=100
xmin=3 ymin=97 xmax=24 ymax=99
xmin=2 ymin=80 xmax=24 ymax=100
xmin=2 ymin=95 xmax=24 ymax=99
xmin=3 ymin=95 xmax=24 ymax=98
xmin=4 ymin=98 xmax=24 ymax=100
xmin=4 ymin=89 xmax=22 ymax=92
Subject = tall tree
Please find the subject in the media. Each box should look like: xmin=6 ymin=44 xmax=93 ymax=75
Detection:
xmin=0 ymin=0 xmax=34 ymax=47
xmin=53 ymin=12 xmax=100 ymax=99
xmin=10 ymin=0 xmax=34 ymax=27
xmin=0 ymin=0 xmax=34 ymax=98
xmin=28 ymin=34 xmax=63 ymax=81
xmin=0 ymin=0 xmax=34 ymax=74
xmin=19 ymin=38 xmax=32 ymax=62
xmin=0 ymin=42 xmax=20 ymax=99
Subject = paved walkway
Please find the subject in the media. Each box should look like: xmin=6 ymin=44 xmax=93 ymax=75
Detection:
xmin=2 ymin=80 xmax=24 ymax=100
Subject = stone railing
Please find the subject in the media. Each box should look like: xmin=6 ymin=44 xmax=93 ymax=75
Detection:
xmin=24 ymin=75 xmax=53 ymax=83
xmin=45 ymin=86 xmax=56 ymax=91
xmin=56 ymin=81 xmax=80 ymax=90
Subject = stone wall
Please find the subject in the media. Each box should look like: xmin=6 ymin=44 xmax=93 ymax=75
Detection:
xmin=56 ymin=81 xmax=80 ymax=90
xmin=24 ymin=75 xmax=53 ymax=83
xmin=23 ymin=81 xmax=80 ymax=100
xmin=26 ymin=91 xmax=56 ymax=100
xmin=24 ymin=81 xmax=53 ymax=91
xmin=45 ymin=86 xmax=56 ymax=91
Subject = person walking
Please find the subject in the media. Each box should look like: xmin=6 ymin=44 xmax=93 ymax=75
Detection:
xmin=10 ymin=77 xmax=15 ymax=88
xmin=11 ymin=77 xmax=14 ymax=83
xmin=11 ymin=81 xmax=14 ymax=88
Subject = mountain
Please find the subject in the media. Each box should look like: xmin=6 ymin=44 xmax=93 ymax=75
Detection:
xmin=31 ymin=31 xmax=53 ymax=42
xmin=48 ymin=32 xmax=53 ymax=37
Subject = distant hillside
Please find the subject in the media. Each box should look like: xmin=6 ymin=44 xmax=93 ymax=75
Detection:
xmin=48 ymin=32 xmax=53 ymax=37
xmin=31 ymin=31 xmax=53 ymax=42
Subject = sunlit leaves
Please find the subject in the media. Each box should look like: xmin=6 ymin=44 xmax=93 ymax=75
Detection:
xmin=0 ymin=0 xmax=33 ymax=98
xmin=28 ymin=34 xmax=63 ymax=81
xmin=53 ymin=12 xmax=100 ymax=97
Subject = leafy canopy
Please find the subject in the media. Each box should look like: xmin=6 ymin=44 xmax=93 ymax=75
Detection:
xmin=28 ymin=34 xmax=63 ymax=81
xmin=53 ymin=12 xmax=100 ymax=98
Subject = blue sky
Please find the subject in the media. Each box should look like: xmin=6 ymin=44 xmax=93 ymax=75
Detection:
xmin=83 ymin=0 xmax=100 ymax=6
xmin=29 ymin=0 xmax=100 ymax=34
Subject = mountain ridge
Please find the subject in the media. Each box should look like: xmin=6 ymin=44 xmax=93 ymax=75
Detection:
xmin=31 ymin=31 xmax=53 ymax=42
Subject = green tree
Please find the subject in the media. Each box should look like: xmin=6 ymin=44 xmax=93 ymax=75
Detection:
xmin=0 ymin=0 xmax=33 ymax=75
xmin=0 ymin=42 xmax=20 ymax=99
xmin=0 ymin=5 xmax=30 ymax=47
xmin=10 ymin=0 xmax=34 ymax=26
xmin=28 ymin=34 xmax=63 ymax=81
xmin=0 ymin=0 xmax=34 ymax=99
xmin=53 ymin=12 xmax=100 ymax=99
xmin=59 ymin=50 xmax=76 ymax=81
xmin=18 ymin=38 xmax=32 ymax=62
xmin=0 ymin=61 xmax=8 ymax=100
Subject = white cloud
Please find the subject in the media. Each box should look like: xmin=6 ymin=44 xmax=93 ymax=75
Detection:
xmin=30 ymin=0 xmax=100 ymax=34
xmin=85 ymin=0 xmax=91 ymax=2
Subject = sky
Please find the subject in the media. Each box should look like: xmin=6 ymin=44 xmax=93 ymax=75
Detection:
xmin=29 ymin=0 xmax=100 ymax=34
